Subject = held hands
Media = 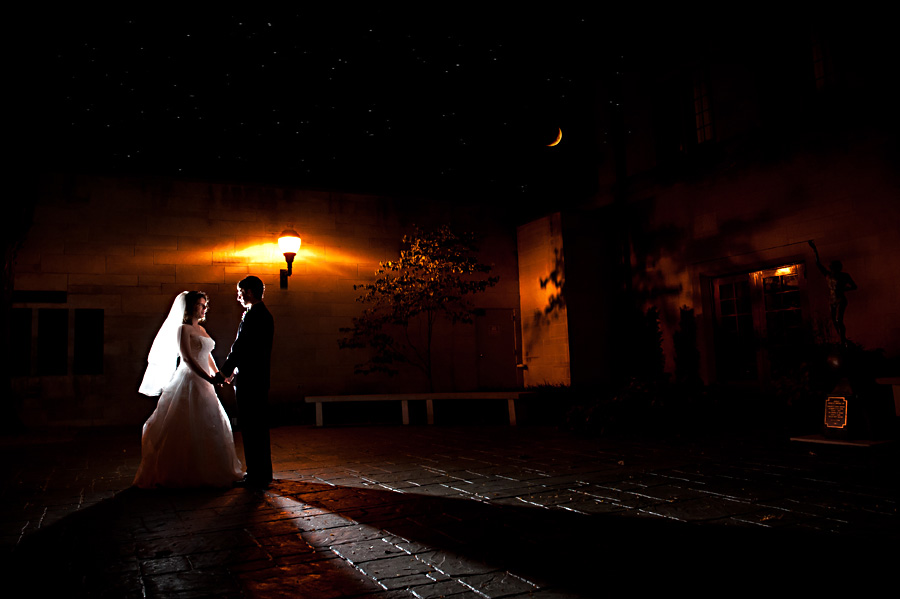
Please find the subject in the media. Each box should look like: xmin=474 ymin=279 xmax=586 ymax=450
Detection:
xmin=212 ymin=372 xmax=234 ymax=386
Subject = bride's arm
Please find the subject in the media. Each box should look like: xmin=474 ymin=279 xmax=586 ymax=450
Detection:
xmin=179 ymin=325 xmax=216 ymax=384
xmin=200 ymin=325 xmax=219 ymax=377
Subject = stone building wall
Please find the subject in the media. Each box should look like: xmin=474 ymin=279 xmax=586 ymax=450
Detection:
xmin=12 ymin=174 xmax=521 ymax=425
xmin=529 ymin=137 xmax=900 ymax=389
xmin=624 ymin=137 xmax=900 ymax=383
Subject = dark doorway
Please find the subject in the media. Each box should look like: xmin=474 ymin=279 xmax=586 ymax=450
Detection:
xmin=476 ymin=309 xmax=520 ymax=390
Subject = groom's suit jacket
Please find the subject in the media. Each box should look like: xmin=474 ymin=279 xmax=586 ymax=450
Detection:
xmin=222 ymin=302 xmax=274 ymax=391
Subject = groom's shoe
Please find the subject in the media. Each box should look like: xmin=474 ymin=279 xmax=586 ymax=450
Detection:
xmin=234 ymin=475 xmax=271 ymax=489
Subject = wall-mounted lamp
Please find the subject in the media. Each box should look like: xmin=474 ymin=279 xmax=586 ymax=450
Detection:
xmin=278 ymin=227 xmax=301 ymax=289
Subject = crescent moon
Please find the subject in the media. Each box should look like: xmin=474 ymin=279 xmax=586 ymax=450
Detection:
xmin=547 ymin=128 xmax=562 ymax=147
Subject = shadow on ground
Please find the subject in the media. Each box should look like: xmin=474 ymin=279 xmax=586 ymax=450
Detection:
xmin=9 ymin=486 xmax=379 ymax=598
xmin=270 ymin=479 xmax=893 ymax=595
xmin=11 ymin=475 xmax=891 ymax=597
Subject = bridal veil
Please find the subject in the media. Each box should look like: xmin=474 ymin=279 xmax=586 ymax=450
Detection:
xmin=139 ymin=291 xmax=188 ymax=396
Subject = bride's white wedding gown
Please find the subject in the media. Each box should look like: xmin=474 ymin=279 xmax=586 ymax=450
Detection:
xmin=134 ymin=331 xmax=244 ymax=488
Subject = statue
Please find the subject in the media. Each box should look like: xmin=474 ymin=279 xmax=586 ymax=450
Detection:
xmin=809 ymin=240 xmax=857 ymax=346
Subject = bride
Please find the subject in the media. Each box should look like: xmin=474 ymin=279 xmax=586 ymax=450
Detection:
xmin=134 ymin=291 xmax=244 ymax=488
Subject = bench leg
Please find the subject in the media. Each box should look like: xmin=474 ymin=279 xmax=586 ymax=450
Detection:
xmin=315 ymin=402 xmax=324 ymax=427
xmin=426 ymin=399 xmax=434 ymax=425
xmin=401 ymin=400 xmax=409 ymax=425
xmin=508 ymin=399 xmax=517 ymax=426
xmin=892 ymin=385 xmax=900 ymax=417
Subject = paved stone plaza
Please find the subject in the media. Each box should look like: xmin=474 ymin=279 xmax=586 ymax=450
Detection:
xmin=2 ymin=424 xmax=897 ymax=597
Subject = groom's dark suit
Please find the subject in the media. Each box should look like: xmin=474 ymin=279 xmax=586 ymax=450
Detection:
xmin=221 ymin=301 xmax=274 ymax=484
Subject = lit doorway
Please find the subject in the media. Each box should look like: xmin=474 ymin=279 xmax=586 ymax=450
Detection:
xmin=713 ymin=263 xmax=807 ymax=383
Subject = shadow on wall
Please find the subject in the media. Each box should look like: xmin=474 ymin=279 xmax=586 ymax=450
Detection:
xmin=537 ymin=246 xmax=566 ymax=320
xmin=523 ymin=246 xmax=566 ymax=361
xmin=627 ymin=193 xmax=786 ymax=330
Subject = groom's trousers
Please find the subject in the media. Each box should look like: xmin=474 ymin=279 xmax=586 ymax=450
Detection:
xmin=236 ymin=386 xmax=273 ymax=482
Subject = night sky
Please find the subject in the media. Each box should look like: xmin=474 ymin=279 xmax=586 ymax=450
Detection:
xmin=27 ymin=9 xmax=619 ymax=199
xmin=26 ymin=11 xmax=886 ymax=203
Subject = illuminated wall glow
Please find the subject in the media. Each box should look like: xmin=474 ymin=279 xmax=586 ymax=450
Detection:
xmin=14 ymin=175 xmax=523 ymax=424
xmin=234 ymin=243 xmax=284 ymax=263
xmin=233 ymin=242 xmax=386 ymax=277
xmin=516 ymin=213 xmax=571 ymax=386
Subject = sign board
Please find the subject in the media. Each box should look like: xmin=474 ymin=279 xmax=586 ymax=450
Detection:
xmin=824 ymin=396 xmax=848 ymax=429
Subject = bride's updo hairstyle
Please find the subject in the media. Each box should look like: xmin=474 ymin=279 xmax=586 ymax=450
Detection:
xmin=182 ymin=291 xmax=209 ymax=324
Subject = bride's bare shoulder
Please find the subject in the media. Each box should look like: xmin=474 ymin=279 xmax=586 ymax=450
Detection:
xmin=179 ymin=324 xmax=211 ymax=338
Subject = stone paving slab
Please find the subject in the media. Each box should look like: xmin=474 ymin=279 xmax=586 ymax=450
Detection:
xmin=2 ymin=425 xmax=897 ymax=597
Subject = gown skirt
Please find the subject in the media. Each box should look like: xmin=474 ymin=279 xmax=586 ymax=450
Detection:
xmin=134 ymin=335 xmax=244 ymax=488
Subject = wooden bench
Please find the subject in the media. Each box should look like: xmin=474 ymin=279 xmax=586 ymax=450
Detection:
xmin=304 ymin=392 xmax=523 ymax=427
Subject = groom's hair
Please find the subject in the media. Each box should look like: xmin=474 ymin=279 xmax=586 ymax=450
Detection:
xmin=239 ymin=275 xmax=265 ymax=300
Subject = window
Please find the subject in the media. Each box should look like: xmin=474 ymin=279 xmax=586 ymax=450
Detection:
xmin=11 ymin=299 xmax=105 ymax=377
xmin=11 ymin=309 xmax=32 ymax=376
xmin=37 ymin=309 xmax=68 ymax=376
xmin=811 ymin=35 xmax=833 ymax=92
xmin=763 ymin=267 xmax=803 ymax=347
xmin=713 ymin=275 xmax=757 ymax=381
xmin=693 ymin=72 xmax=714 ymax=144
xmin=713 ymin=263 xmax=807 ymax=383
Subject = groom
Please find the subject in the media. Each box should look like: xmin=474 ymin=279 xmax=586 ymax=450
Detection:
xmin=216 ymin=275 xmax=275 ymax=488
